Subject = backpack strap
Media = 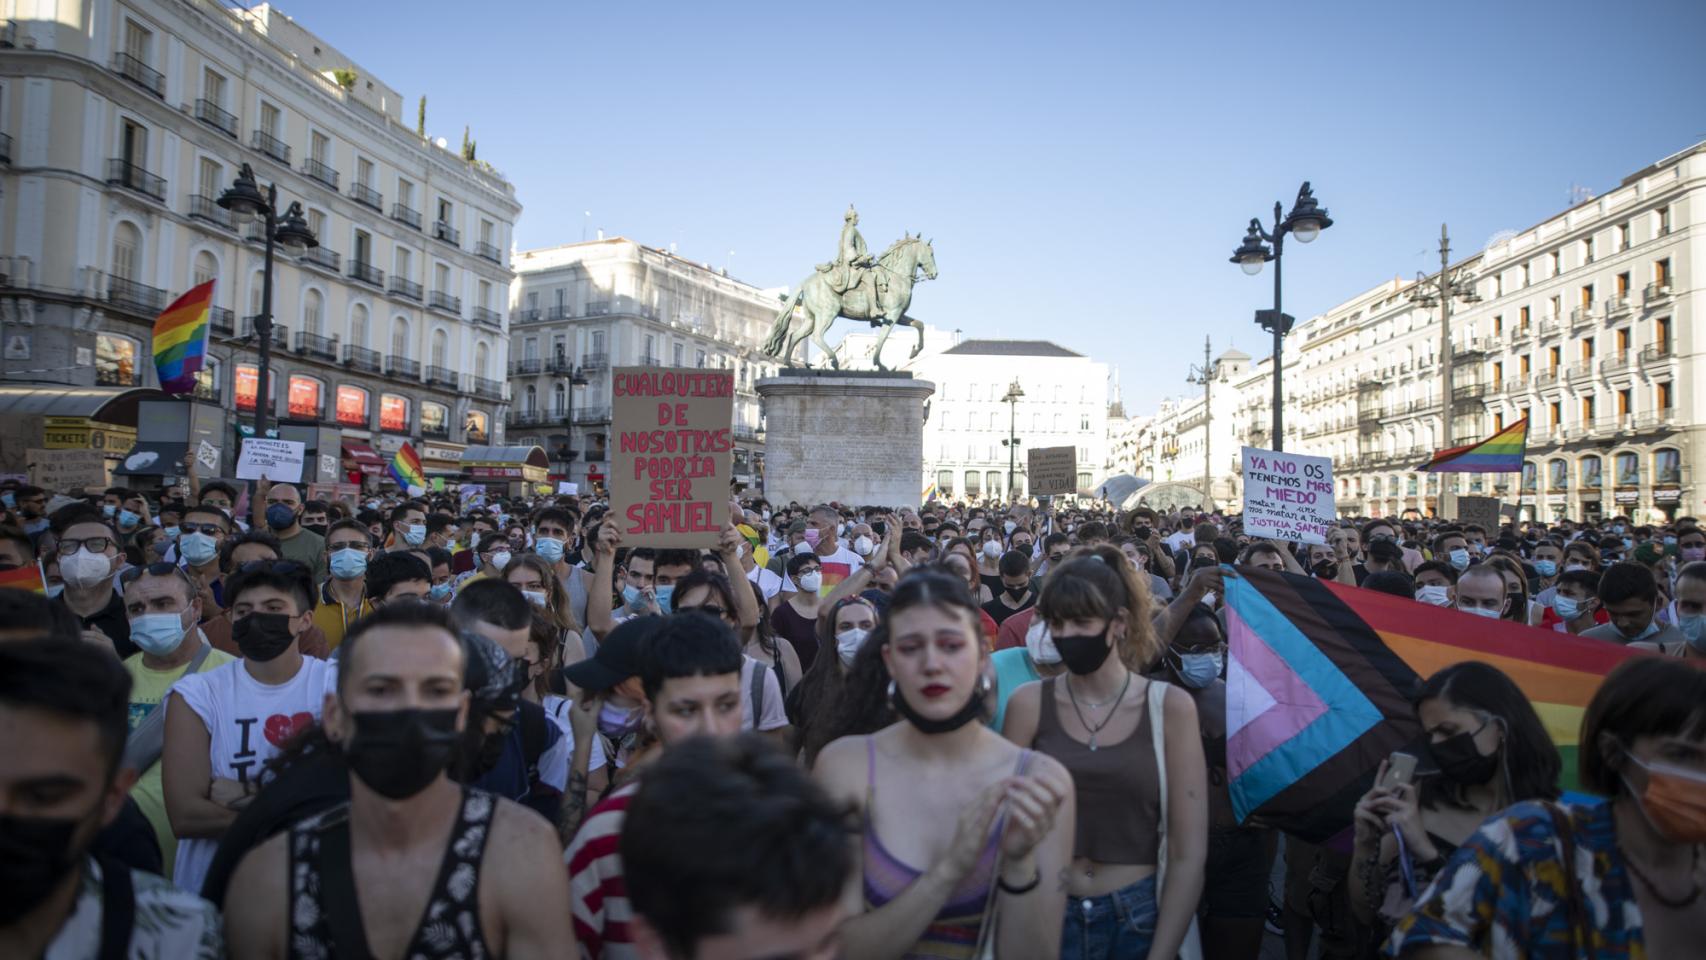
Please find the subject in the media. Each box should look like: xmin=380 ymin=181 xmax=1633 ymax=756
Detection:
xmin=316 ymin=814 xmax=376 ymax=958
xmin=518 ymin=699 xmax=550 ymax=778
xmin=120 ymin=642 xmax=213 ymax=774
xmin=749 ymin=660 xmax=769 ymax=728
xmin=96 ymin=856 xmax=134 ymax=960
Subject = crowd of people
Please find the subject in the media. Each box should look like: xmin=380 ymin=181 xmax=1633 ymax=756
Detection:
xmin=1 ymin=473 xmax=1704 ymax=959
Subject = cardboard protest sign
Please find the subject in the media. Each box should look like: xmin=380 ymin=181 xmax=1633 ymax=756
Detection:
xmin=1028 ymin=446 xmax=1078 ymax=497
xmin=610 ymin=368 xmax=733 ymax=548
xmin=236 ymin=439 xmax=306 ymax=482
xmin=26 ymin=448 xmax=110 ymax=491
xmin=1456 ymin=496 xmax=1501 ymax=532
xmin=558 ymin=481 xmax=579 ymax=496
xmin=196 ymin=439 xmax=220 ymax=472
xmin=1241 ymin=446 xmax=1335 ymax=544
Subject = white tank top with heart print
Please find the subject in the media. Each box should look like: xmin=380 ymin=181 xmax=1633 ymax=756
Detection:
xmin=168 ymin=655 xmax=338 ymax=893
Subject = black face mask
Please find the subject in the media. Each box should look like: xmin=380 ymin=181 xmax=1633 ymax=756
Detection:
xmin=0 ymin=807 xmax=94 ymax=926
xmin=303 ymin=523 xmax=329 ymax=539
xmin=1313 ymin=560 xmax=1340 ymax=580
xmin=1429 ymin=722 xmax=1500 ymax=786
xmin=1005 ymin=585 xmax=1031 ymax=601
xmin=890 ymin=680 xmax=985 ymax=735
xmin=232 ymin=612 xmax=297 ymax=662
xmin=344 ymin=708 xmax=461 ymax=800
xmin=1053 ymin=625 xmax=1114 ymax=675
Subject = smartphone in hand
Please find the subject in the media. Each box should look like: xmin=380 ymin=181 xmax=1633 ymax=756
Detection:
xmin=1381 ymin=752 xmax=1418 ymax=789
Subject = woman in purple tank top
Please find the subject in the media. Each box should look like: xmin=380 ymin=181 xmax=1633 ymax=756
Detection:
xmin=813 ymin=569 xmax=1077 ymax=959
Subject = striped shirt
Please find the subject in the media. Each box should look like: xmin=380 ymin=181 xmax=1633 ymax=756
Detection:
xmin=565 ymin=780 xmax=641 ymax=959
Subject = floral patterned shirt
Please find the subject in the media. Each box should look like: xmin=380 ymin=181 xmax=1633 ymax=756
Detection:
xmin=46 ymin=858 xmax=223 ymax=960
xmin=1387 ymin=799 xmax=1646 ymax=959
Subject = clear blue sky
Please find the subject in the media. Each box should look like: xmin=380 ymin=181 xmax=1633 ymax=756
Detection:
xmin=273 ymin=0 xmax=1706 ymax=412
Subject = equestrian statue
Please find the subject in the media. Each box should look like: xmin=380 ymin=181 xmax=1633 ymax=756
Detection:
xmin=761 ymin=204 xmax=938 ymax=371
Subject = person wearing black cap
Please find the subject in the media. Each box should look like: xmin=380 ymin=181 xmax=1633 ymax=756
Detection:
xmin=563 ymin=614 xmax=657 ymax=780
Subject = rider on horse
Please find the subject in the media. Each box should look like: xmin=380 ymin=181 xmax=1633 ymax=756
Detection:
xmin=818 ymin=204 xmax=884 ymax=310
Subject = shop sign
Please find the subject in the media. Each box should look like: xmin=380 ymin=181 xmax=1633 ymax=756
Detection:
xmin=41 ymin=417 xmax=136 ymax=451
xmin=422 ymin=444 xmax=464 ymax=462
xmin=1654 ymin=485 xmax=1682 ymax=504
xmin=468 ymin=465 xmax=524 ymax=479
xmin=1614 ymin=488 xmax=1640 ymax=505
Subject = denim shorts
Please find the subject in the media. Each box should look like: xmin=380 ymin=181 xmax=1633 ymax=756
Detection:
xmin=1060 ymin=874 xmax=1157 ymax=960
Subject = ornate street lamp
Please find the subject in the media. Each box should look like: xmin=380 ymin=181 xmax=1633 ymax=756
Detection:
xmin=1000 ymin=379 xmax=1025 ymax=503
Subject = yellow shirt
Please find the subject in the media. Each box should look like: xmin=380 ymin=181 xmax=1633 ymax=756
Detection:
xmin=123 ymin=644 xmax=236 ymax=879
xmin=312 ymin=580 xmax=372 ymax=651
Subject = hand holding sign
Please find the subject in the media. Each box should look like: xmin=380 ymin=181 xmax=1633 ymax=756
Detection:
xmin=1241 ymin=446 xmax=1336 ymax=545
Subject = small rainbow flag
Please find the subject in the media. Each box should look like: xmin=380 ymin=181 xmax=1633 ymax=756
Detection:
xmin=1414 ymin=418 xmax=1528 ymax=473
xmin=0 ymin=561 xmax=46 ymax=593
xmin=1222 ymin=567 xmax=1638 ymax=843
xmin=390 ymin=442 xmax=426 ymax=493
xmin=152 ymin=280 xmax=214 ymax=395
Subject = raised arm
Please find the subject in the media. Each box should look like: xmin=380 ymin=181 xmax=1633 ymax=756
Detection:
xmin=1152 ymin=566 xmax=1225 ymax=646
xmin=586 ymin=522 xmax=620 ymax=640
xmin=717 ymin=524 xmax=761 ymax=630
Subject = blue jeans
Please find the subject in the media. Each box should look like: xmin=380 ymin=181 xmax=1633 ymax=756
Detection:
xmin=1060 ymin=874 xmax=1157 ymax=960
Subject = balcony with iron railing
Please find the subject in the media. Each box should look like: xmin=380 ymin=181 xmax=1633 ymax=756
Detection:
xmin=300 ymin=246 xmax=341 ymax=274
xmin=1570 ymin=304 xmax=1595 ymax=327
xmin=573 ymin=406 xmax=613 ymax=423
xmin=1508 ymin=324 xmax=1535 ymax=345
xmin=385 ymin=355 xmax=421 ymax=380
xmin=110 ymin=52 xmax=163 ymax=98
xmin=545 ymin=305 xmax=573 ymax=321
xmin=302 ymin=157 xmax=339 ymax=190
xmin=510 ymin=358 xmax=543 ymax=375
xmin=209 ymin=306 xmax=235 ymax=337
xmin=1633 ymin=411 xmax=1676 ymax=432
xmin=581 ymin=352 xmax=610 ymax=370
xmin=1452 ymin=337 xmax=1490 ymax=357
xmin=734 ymin=424 xmax=761 ymax=442
xmin=1645 ymin=281 xmax=1674 ymax=304
xmin=106 ymin=275 xmax=165 ymax=314
xmin=294 ymin=331 xmax=338 ymax=362
xmin=474 ymin=240 xmax=502 ymax=263
xmin=1640 ymin=343 xmax=1674 ymax=366
xmin=507 ymin=410 xmax=552 ymax=429
xmin=343 ymin=344 xmax=382 ymax=373
xmin=388 ymin=276 xmax=422 ymax=301
xmin=347 ymin=261 xmax=384 ymax=288
xmin=421 ymin=423 xmax=449 ymax=440
xmin=432 ymin=221 xmax=460 ymax=246
xmin=188 ymin=194 xmax=232 ymax=230
xmin=428 ymin=290 xmax=461 ymax=315
xmin=1566 ymin=361 xmax=1594 ymax=381
xmin=424 ymin=364 xmax=458 ymax=389
xmin=1538 ymin=320 xmax=1561 ymax=339
xmin=349 ymin=181 xmax=382 ymax=211
xmin=513 ymin=308 xmax=542 ymax=324
xmin=1601 ymin=351 xmax=1633 ymax=375
xmin=587 ymin=300 xmax=611 ymax=315
xmin=106 ymin=159 xmax=164 ymax=200
xmin=546 ymin=355 xmax=578 ymax=375
xmin=240 ymin=316 xmax=289 ymax=350
xmin=1604 ymin=296 xmax=1632 ymax=318
xmin=194 ymin=98 xmax=238 ymax=138
xmin=250 ymin=129 xmax=290 ymax=165
xmin=1452 ymin=383 xmax=1489 ymax=402
xmin=1501 ymin=375 xmax=1529 ymax=393
xmin=1534 ymin=368 xmax=1560 ymax=388
xmin=471 ymin=306 xmax=502 ymax=329
xmin=392 ymin=202 xmax=422 ymax=229
xmin=639 ymin=354 xmax=662 ymax=366
xmin=470 ymin=376 xmax=504 ymax=400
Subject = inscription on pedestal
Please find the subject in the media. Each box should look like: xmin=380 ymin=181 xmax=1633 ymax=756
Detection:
xmin=757 ymin=374 xmax=934 ymax=507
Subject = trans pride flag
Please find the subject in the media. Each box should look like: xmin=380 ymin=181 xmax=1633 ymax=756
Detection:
xmin=1222 ymin=566 xmax=1638 ymax=843
xmin=390 ymin=442 xmax=427 ymax=493
xmin=1414 ymin=418 xmax=1528 ymax=473
xmin=152 ymin=280 xmax=214 ymax=394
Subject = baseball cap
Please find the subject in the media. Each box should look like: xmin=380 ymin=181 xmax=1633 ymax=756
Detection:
xmin=562 ymin=615 xmax=663 ymax=693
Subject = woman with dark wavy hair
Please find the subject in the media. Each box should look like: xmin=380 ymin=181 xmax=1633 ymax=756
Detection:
xmin=790 ymin=594 xmax=880 ymax=765
xmin=814 ymin=569 xmax=1075 ymax=958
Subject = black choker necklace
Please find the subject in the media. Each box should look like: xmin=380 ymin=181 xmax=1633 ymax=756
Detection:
xmin=890 ymin=680 xmax=985 ymax=735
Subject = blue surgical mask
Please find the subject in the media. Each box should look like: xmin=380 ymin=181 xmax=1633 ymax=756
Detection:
xmin=1448 ymin=548 xmax=1471 ymax=571
xmin=654 ymin=584 xmax=674 ymax=614
xmin=1535 ymin=559 xmax=1557 ymax=578
xmin=621 ymin=584 xmax=648 ymax=612
xmin=329 ymin=548 xmax=368 ymax=581
xmin=129 ymin=611 xmax=189 ymax=657
xmin=429 ymin=581 xmax=453 ymax=601
xmin=102 ymin=503 xmax=117 ymax=518
xmin=402 ymin=523 xmax=426 ymax=546
xmin=1665 ymin=535 xmax=1679 ymax=547
xmin=162 ymin=526 xmax=180 ymax=540
xmin=1460 ymin=605 xmax=1502 ymax=620
xmin=1174 ymin=651 xmax=1223 ymax=690
xmin=1553 ymin=596 xmax=1582 ymax=621
xmin=533 ymin=536 xmax=565 ymax=563
xmin=117 ymin=508 xmax=140 ymax=530
xmin=179 ymin=532 xmax=219 ymax=566
xmin=0 ymin=492 xmax=13 ymax=509
xmin=1679 ymin=614 xmax=1706 ymax=653
xmin=1623 ymin=620 xmax=1660 ymax=643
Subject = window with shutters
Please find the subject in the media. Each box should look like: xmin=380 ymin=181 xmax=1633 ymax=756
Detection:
xmin=202 ymin=68 xmax=226 ymax=106
xmin=430 ymin=329 xmax=448 ymax=368
xmin=197 ymin=157 xmax=221 ymax=198
xmin=302 ymin=289 xmax=323 ymax=336
xmin=111 ymin=222 xmax=141 ymax=280
xmin=260 ymin=101 xmax=281 ymax=138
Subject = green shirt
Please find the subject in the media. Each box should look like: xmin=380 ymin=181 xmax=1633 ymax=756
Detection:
xmin=277 ymin=526 xmax=327 ymax=582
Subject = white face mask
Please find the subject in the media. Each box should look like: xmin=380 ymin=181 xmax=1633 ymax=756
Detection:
xmin=1201 ymin=590 xmax=1218 ymax=609
xmin=981 ymin=540 xmax=1002 ymax=559
xmin=1415 ymin=584 xmax=1452 ymax=607
xmin=1458 ymin=604 xmax=1502 ymax=619
xmin=835 ymin=627 xmax=869 ymax=666
xmin=852 ymin=535 xmax=874 ymax=557
xmin=1024 ymin=617 xmax=1062 ymax=665
xmin=60 ymin=548 xmax=114 ymax=589
xmin=522 ymin=589 xmax=548 ymax=607
xmin=490 ymin=550 xmax=512 ymax=571
xmin=1003 ymin=520 xmax=1018 ymax=535
xmin=796 ymin=571 xmax=823 ymax=593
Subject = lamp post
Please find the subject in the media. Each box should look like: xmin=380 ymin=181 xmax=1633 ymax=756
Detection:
xmin=1186 ymin=336 xmax=1218 ymax=506
xmin=217 ymin=163 xmax=316 ymax=439
xmin=561 ymin=362 xmax=589 ymax=483
xmin=1000 ymin=379 xmax=1025 ymax=503
xmin=1230 ymin=181 xmax=1333 ymax=451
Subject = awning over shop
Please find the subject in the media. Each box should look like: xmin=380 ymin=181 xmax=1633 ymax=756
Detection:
xmin=461 ymin=445 xmax=550 ymax=483
xmin=0 ymin=384 xmax=165 ymax=421
xmin=342 ymin=441 xmax=385 ymax=476
xmin=113 ymin=441 xmax=189 ymax=477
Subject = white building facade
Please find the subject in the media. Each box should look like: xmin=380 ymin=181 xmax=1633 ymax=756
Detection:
xmin=1132 ymin=139 xmax=1701 ymax=523
xmin=507 ymin=238 xmax=784 ymax=492
xmin=911 ymin=339 xmax=1108 ymax=502
xmin=0 ymin=1 xmax=519 ymax=481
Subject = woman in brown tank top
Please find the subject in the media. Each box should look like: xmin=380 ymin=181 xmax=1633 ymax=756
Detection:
xmin=1002 ymin=546 xmax=1209 ymax=960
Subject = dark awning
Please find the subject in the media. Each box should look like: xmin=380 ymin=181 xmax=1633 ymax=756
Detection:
xmin=0 ymin=384 xmax=165 ymax=423
xmin=113 ymin=441 xmax=189 ymax=477
xmin=461 ymin=444 xmax=550 ymax=469
xmin=342 ymin=442 xmax=384 ymax=475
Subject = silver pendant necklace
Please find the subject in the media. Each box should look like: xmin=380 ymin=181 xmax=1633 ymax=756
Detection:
xmin=1064 ymin=670 xmax=1131 ymax=751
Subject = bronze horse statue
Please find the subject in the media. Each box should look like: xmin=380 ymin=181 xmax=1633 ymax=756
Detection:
xmin=761 ymin=234 xmax=937 ymax=370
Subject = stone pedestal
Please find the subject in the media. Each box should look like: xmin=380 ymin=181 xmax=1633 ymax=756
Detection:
xmin=756 ymin=370 xmax=934 ymax=507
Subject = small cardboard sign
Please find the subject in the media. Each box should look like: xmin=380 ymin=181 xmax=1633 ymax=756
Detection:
xmin=26 ymin=448 xmax=109 ymax=492
xmin=1027 ymin=446 xmax=1078 ymax=497
xmin=1456 ymin=495 xmax=1502 ymax=532
xmin=196 ymin=440 xmax=220 ymax=472
xmin=235 ymin=439 xmax=306 ymax=483
xmin=609 ymin=367 xmax=734 ymax=548
xmin=1241 ymin=445 xmax=1336 ymax=544
xmin=558 ymin=481 xmax=580 ymax=496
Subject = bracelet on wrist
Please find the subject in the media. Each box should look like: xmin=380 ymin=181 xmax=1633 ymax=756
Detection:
xmin=997 ymin=869 xmax=1041 ymax=895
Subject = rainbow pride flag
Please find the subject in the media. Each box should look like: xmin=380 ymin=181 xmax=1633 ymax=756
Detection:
xmin=152 ymin=280 xmax=214 ymax=394
xmin=1223 ymin=567 xmax=1638 ymax=843
xmin=0 ymin=561 xmax=46 ymax=593
xmin=389 ymin=442 xmax=426 ymax=493
xmin=1414 ymin=418 xmax=1528 ymax=473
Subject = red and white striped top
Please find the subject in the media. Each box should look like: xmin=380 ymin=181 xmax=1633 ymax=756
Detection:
xmin=564 ymin=780 xmax=641 ymax=960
